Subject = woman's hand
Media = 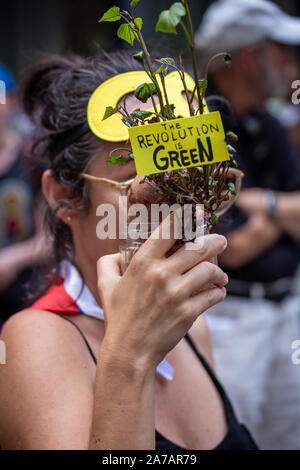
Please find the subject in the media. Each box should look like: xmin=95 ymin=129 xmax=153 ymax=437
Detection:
xmin=97 ymin=213 xmax=228 ymax=372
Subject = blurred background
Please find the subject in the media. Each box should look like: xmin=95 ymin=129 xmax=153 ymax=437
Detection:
xmin=1 ymin=0 xmax=300 ymax=78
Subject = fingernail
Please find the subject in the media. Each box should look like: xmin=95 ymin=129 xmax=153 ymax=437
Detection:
xmin=221 ymin=286 xmax=227 ymax=295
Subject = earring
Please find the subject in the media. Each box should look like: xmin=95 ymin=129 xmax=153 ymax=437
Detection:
xmin=66 ymin=216 xmax=72 ymax=223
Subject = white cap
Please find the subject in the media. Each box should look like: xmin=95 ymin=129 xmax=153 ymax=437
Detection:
xmin=195 ymin=0 xmax=300 ymax=54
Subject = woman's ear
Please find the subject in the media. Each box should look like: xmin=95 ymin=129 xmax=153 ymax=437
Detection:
xmin=42 ymin=169 xmax=74 ymax=223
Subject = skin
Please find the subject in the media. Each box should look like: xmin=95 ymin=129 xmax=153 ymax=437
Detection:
xmin=0 ymin=134 xmax=230 ymax=450
xmin=210 ymin=40 xmax=300 ymax=268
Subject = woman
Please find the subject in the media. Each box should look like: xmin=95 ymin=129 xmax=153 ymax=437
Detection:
xmin=0 ymin=52 xmax=258 ymax=450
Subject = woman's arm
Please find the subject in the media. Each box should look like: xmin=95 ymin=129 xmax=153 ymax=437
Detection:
xmin=89 ymin=339 xmax=156 ymax=450
xmin=89 ymin=215 xmax=228 ymax=450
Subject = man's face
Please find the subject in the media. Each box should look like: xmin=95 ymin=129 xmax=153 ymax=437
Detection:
xmin=256 ymin=41 xmax=297 ymax=99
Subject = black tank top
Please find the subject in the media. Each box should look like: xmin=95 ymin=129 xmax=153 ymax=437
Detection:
xmin=60 ymin=316 xmax=258 ymax=451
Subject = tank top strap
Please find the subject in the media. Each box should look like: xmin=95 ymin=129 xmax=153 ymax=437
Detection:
xmin=57 ymin=315 xmax=98 ymax=365
xmin=184 ymin=332 xmax=237 ymax=420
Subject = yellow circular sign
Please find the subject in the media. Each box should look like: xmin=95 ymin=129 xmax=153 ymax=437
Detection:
xmin=87 ymin=70 xmax=204 ymax=142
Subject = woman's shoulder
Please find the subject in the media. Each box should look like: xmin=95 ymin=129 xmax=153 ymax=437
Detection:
xmin=1 ymin=309 xmax=95 ymax=371
xmin=2 ymin=308 xmax=72 ymax=340
xmin=0 ymin=309 xmax=95 ymax=450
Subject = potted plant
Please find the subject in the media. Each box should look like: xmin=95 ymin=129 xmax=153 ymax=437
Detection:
xmin=97 ymin=0 xmax=244 ymax=270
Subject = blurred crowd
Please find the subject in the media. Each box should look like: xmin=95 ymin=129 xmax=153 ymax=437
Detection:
xmin=0 ymin=63 xmax=50 ymax=325
xmin=0 ymin=0 xmax=300 ymax=451
xmin=196 ymin=0 xmax=300 ymax=450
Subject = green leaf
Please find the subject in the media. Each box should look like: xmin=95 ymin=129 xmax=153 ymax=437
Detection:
xmin=160 ymin=104 xmax=176 ymax=118
xmin=134 ymin=82 xmax=157 ymax=103
xmin=117 ymin=23 xmax=136 ymax=45
xmin=135 ymin=18 xmax=143 ymax=30
xmin=102 ymin=106 xmax=117 ymax=121
xmin=107 ymin=155 xmax=129 ymax=165
xmin=198 ymin=79 xmax=208 ymax=96
xmin=131 ymin=109 xmax=153 ymax=119
xmin=204 ymin=200 xmax=210 ymax=209
xmin=227 ymin=144 xmax=236 ymax=154
xmin=156 ymin=57 xmax=175 ymax=66
xmin=232 ymin=159 xmax=238 ymax=167
xmin=211 ymin=214 xmax=219 ymax=225
xmin=154 ymin=64 xmax=165 ymax=75
xmin=99 ymin=7 xmax=121 ymax=22
xmin=155 ymin=2 xmax=186 ymax=34
xmin=117 ymin=19 xmax=143 ymax=45
xmin=225 ymin=131 xmax=239 ymax=143
xmin=130 ymin=0 xmax=140 ymax=8
xmin=228 ymin=182 xmax=237 ymax=196
xmin=133 ymin=51 xmax=144 ymax=62
xmin=223 ymin=54 xmax=232 ymax=67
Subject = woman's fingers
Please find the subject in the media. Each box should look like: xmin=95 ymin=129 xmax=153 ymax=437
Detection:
xmin=97 ymin=253 xmax=121 ymax=297
xmin=182 ymin=286 xmax=227 ymax=324
xmin=167 ymin=234 xmax=227 ymax=274
xmin=180 ymin=261 xmax=228 ymax=297
xmin=139 ymin=210 xmax=182 ymax=259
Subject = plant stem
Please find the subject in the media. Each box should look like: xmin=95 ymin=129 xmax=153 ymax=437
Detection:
xmin=131 ymin=18 xmax=167 ymax=118
xmin=160 ymin=73 xmax=172 ymax=119
xmin=146 ymin=84 xmax=160 ymax=117
xmin=120 ymin=11 xmax=167 ymax=117
xmin=179 ymin=56 xmax=194 ymax=116
xmin=203 ymin=52 xmax=230 ymax=83
xmin=179 ymin=19 xmax=192 ymax=46
xmin=182 ymin=0 xmax=203 ymax=114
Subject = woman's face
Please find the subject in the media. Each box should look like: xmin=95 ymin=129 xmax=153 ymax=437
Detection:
xmin=71 ymin=94 xmax=158 ymax=267
xmin=72 ymin=140 xmax=137 ymax=267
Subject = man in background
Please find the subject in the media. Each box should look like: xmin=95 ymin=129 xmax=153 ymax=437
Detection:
xmin=196 ymin=0 xmax=300 ymax=450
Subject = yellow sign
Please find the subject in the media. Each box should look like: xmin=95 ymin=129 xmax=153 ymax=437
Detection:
xmin=87 ymin=71 xmax=202 ymax=142
xmin=128 ymin=112 xmax=230 ymax=176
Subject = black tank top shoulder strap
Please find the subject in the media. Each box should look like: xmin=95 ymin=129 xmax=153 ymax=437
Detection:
xmin=183 ymin=332 xmax=237 ymax=420
xmin=184 ymin=332 xmax=222 ymax=387
xmin=56 ymin=315 xmax=98 ymax=365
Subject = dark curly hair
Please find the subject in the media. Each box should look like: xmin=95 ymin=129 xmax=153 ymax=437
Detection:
xmin=22 ymin=50 xmax=142 ymax=293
